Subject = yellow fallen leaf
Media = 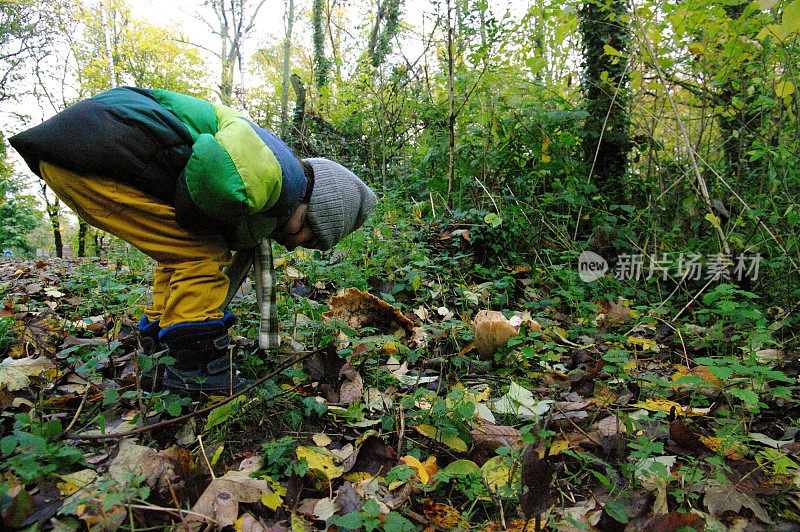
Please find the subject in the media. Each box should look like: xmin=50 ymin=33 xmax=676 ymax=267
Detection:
xmin=312 ymin=433 xmax=332 ymax=447
xmin=671 ymin=365 xmax=722 ymax=390
xmin=57 ymin=469 xmax=97 ymax=496
xmin=343 ymin=472 xmax=373 ymax=483
xmin=415 ymin=424 xmax=468 ymax=453
xmin=400 ymin=455 xmax=438 ymax=485
xmin=699 ymin=435 xmax=746 ymax=460
xmin=401 ymin=455 xmax=429 ymax=484
xmin=627 ymin=336 xmax=657 ymax=351
xmin=482 ymin=456 xmax=519 ymax=496
xmin=259 ymin=476 xmax=286 ymax=511
xmin=548 ymin=439 xmax=571 ymax=456
xmin=424 ymin=498 xmax=462 ymax=529
xmin=633 ymin=398 xmax=704 ymax=417
xmin=296 ymin=446 xmax=343 ymax=481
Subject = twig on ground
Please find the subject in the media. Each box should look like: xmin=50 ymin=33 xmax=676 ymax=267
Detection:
xmin=64 ymin=349 xmax=318 ymax=441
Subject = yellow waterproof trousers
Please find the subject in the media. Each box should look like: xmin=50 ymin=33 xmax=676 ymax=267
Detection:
xmin=40 ymin=162 xmax=231 ymax=327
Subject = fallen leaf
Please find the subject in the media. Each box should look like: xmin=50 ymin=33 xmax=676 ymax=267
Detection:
xmin=236 ymin=513 xmax=268 ymax=532
xmin=595 ymin=415 xmax=626 ymax=437
xmin=190 ymin=461 xmax=274 ymax=528
xmin=296 ymin=446 xmax=343 ymax=481
xmin=424 ymin=498 xmax=462 ymax=529
xmin=339 ymin=373 xmax=363 ymax=405
xmin=0 ymin=356 xmax=57 ymax=391
xmin=57 ymin=470 xmax=98 ymax=496
xmin=698 ymin=435 xmax=746 ymax=460
xmin=669 ymin=419 xmax=705 ymax=451
xmin=482 ymin=456 xmax=519 ymax=497
xmin=313 ymin=497 xmax=340 ymax=521
xmin=414 ymin=423 xmax=468 ymax=453
xmin=400 ymin=455 xmax=437 ymax=485
xmin=335 ymin=481 xmax=363 ymax=515
xmin=490 ymin=381 xmax=552 ymax=419
xmin=633 ymin=398 xmax=704 ymax=416
xmin=471 ymin=423 xmax=523 ymax=453
xmin=701 ymin=479 xmax=771 ymax=523
xmin=626 ymin=336 xmax=658 ymax=351
xmin=312 ymin=433 xmax=332 ymax=447
xmin=519 ymin=445 xmax=554 ymax=520
xmin=343 ymin=435 xmax=396 ymax=476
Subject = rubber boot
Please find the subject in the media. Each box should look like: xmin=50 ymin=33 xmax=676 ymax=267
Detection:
xmin=157 ymin=312 xmax=249 ymax=395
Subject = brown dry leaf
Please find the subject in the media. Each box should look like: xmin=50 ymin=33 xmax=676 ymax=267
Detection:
xmin=641 ymin=511 xmax=706 ymax=531
xmin=423 ymin=498 xmax=462 ymax=530
xmin=189 ymin=459 xmax=273 ymax=529
xmin=322 ymin=288 xmax=414 ymax=338
xmin=9 ymin=314 xmax=66 ymax=358
xmin=335 ymin=481 xmax=363 ymax=515
xmin=669 ymin=420 xmax=705 ymax=452
xmin=595 ymin=415 xmax=626 ymax=437
xmin=701 ymin=479 xmax=771 ymax=523
xmin=108 ymin=440 xmax=199 ymax=504
xmin=0 ymin=356 xmax=57 ymax=392
xmin=471 ymin=423 xmax=523 ymax=453
xmin=343 ymin=434 xmax=397 ymax=476
xmin=339 ymin=373 xmax=363 ymax=405
xmin=237 ymin=513 xmax=269 ymax=532
xmin=519 ymin=445 xmax=554 ymax=520
xmin=473 ymin=310 xmax=519 ymax=359
xmin=303 ymin=343 xmax=344 ymax=385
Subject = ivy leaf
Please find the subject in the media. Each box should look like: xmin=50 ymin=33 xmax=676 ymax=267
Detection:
xmin=603 ymin=44 xmax=623 ymax=56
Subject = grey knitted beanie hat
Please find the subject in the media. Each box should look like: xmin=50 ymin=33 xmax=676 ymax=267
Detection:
xmin=303 ymin=158 xmax=378 ymax=250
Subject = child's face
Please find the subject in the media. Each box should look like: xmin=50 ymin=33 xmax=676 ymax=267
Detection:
xmin=272 ymin=203 xmax=320 ymax=250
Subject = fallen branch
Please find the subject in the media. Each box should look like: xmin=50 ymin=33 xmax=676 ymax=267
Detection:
xmin=65 ymin=348 xmax=319 ymax=441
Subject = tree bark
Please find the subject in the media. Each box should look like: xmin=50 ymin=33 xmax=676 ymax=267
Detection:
xmin=579 ymin=0 xmax=632 ymax=207
xmin=446 ymin=0 xmax=456 ymax=209
xmin=40 ymin=184 xmax=62 ymax=258
xmin=290 ymin=73 xmax=306 ymax=146
xmin=280 ymin=0 xmax=295 ymax=134
xmin=206 ymin=0 xmax=267 ymax=105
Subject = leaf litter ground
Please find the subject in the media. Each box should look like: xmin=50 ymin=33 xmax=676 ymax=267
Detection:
xmin=0 ymin=254 xmax=799 ymax=531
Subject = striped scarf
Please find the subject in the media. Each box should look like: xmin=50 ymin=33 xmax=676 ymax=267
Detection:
xmin=223 ymin=238 xmax=280 ymax=350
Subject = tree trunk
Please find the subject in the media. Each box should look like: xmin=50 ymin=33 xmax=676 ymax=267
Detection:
xmin=446 ymin=0 xmax=456 ymax=209
xmin=280 ymin=0 xmax=295 ymax=134
xmin=579 ymin=0 xmax=632 ymax=207
xmin=100 ymin=0 xmax=117 ymax=89
xmin=312 ymin=0 xmax=328 ymax=88
xmin=41 ymin=184 xmax=62 ymax=258
xmin=290 ymin=73 xmax=307 ymax=147
xmin=206 ymin=0 xmax=267 ymax=105
xmin=77 ymin=221 xmax=87 ymax=257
